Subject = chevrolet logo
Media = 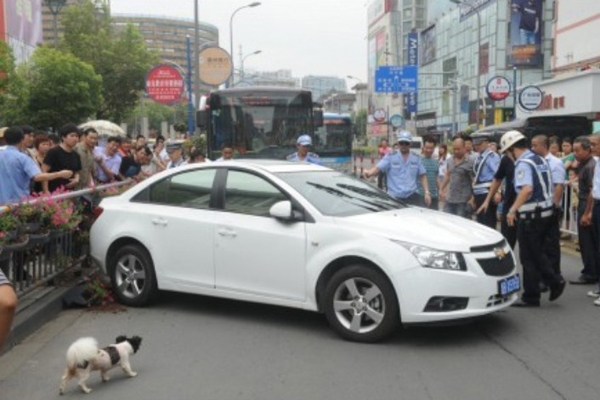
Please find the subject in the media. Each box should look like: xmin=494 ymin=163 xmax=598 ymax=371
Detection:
xmin=494 ymin=248 xmax=507 ymax=260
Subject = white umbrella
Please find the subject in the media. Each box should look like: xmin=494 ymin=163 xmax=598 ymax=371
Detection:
xmin=79 ymin=120 xmax=126 ymax=138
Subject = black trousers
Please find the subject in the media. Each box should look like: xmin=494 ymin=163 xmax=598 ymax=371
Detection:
xmin=518 ymin=216 xmax=563 ymax=302
xmin=400 ymin=192 xmax=423 ymax=207
xmin=578 ymin=201 xmax=599 ymax=280
xmin=501 ymin=213 xmax=518 ymax=249
xmin=474 ymin=193 xmax=497 ymax=230
xmin=544 ymin=211 xmax=562 ymax=275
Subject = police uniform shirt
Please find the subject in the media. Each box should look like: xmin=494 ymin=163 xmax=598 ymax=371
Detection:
xmin=514 ymin=150 xmax=536 ymax=194
xmin=166 ymin=157 xmax=187 ymax=169
xmin=545 ymin=153 xmax=565 ymax=186
xmin=377 ymin=151 xmax=426 ymax=199
xmin=473 ymin=148 xmax=501 ymax=195
xmin=593 ymin=160 xmax=600 ymax=200
xmin=286 ymin=152 xmax=322 ymax=165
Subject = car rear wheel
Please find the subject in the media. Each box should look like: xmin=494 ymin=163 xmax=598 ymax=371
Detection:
xmin=324 ymin=265 xmax=400 ymax=342
xmin=110 ymin=244 xmax=158 ymax=307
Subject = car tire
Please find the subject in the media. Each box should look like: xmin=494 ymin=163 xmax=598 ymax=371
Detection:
xmin=109 ymin=244 xmax=158 ymax=307
xmin=324 ymin=265 xmax=400 ymax=343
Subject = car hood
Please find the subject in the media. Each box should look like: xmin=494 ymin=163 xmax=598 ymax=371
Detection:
xmin=337 ymin=208 xmax=503 ymax=253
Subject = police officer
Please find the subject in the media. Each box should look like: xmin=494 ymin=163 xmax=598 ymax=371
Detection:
xmin=500 ymin=131 xmax=566 ymax=307
xmin=287 ymin=135 xmax=321 ymax=165
xmin=165 ymin=142 xmax=187 ymax=169
xmin=364 ymin=130 xmax=431 ymax=207
xmin=472 ymin=134 xmax=501 ymax=229
xmin=531 ymin=134 xmax=565 ymax=279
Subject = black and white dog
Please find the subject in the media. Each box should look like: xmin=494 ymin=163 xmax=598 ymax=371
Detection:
xmin=59 ymin=335 xmax=142 ymax=395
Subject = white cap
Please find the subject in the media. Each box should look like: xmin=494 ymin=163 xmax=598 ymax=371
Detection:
xmin=396 ymin=130 xmax=413 ymax=143
xmin=297 ymin=134 xmax=312 ymax=146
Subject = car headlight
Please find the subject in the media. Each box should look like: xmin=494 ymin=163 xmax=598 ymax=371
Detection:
xmin=393 ymin=241 xmax=467 ymax=271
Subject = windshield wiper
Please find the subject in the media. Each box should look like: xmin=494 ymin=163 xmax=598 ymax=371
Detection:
xmin=306 ymin=182 xmax=384 ymax=212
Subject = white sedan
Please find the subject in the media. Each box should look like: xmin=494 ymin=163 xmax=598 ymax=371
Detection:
xmin=90 ymin=160 xmax=519 ymax=342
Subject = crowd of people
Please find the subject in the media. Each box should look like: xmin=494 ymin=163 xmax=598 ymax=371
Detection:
xmin=369 ymin=129 xmax=600 ymax=308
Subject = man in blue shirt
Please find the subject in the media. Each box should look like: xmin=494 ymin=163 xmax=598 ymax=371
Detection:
xmin=501 ymin=130 xmax=565 ymax=307
xmin=472 ymin=135 xmax=501 ymax=229
xmin=287 ymin=135 xmax=321 ymax=165
xmin=364 ymin=131 xmax=431 ymax=207
xmin=0 ymin=127 xmax=73 ymax=205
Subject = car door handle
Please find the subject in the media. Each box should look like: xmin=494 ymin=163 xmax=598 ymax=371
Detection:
xmin=151 ymin=217 xmax=168 ymax=226
xmin=217 ymin=228 xmax=237 ymax=237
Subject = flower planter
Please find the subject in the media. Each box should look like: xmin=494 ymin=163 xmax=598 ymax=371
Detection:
xmin=49 ymin=229 xmax=67 ymax=240
xmin=1 ymin=235 xmax=30 ymax=253
xmin=28 ymin=231 xmax=51 ymax=246
xmin=22 ymin=222 xmax=42 ymax=234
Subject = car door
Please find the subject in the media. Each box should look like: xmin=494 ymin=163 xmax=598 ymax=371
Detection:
xmin=132 ymin=168 xmax=219 ymax=290
xmin=214 ymin=169 xmax=307 ymax=301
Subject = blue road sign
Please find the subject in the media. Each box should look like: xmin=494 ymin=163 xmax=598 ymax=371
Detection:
xmin=375 ymin=65 xmax=418 ymax=93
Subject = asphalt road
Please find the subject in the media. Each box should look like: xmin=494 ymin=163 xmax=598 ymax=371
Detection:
xmin=1 ymin=252 xmax=599 ymax=400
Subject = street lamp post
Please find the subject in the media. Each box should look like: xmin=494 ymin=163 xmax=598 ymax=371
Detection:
xmin=241 ymin=50 xmax=262 ymax=82
xmin=45 ymin=0 xmax=67 ymax=49
xmin=229 ymin=2 xmax=261 ymax=87
xmin=451 ymin=0 xmax=483 ymax=127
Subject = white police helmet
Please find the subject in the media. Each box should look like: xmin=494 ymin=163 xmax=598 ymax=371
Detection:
xmin=396 ymin=130 xmax=413 ymax=143
xmin=297 ymin=134 xmax=312 ymax=146
xmin=499 ymin=130 xmax=526 ymax=154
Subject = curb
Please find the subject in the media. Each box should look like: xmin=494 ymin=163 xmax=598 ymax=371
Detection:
xmin=2 ymin=286 xmax=71 ymax=355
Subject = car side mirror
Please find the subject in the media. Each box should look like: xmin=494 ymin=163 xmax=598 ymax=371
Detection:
xmin=270 ymin=200 xmax=296 ymax=221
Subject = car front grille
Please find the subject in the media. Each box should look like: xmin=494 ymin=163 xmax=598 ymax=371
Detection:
xmin=486 ymin=294 xmax=513 ymax=308
xmin=477 ymin=256 xmax=516 ymax=277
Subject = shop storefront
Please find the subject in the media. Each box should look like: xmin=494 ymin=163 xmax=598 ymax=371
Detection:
xmin=517 ymin=71 xmax=600 ymax=129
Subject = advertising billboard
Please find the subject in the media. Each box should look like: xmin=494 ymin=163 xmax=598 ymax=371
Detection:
xmin=405 ymin=31 xmax=418 ymax=117
xmin=368 ymin=0 xmax=395 ymax=28
xmin=508 ymin=0 xmax=543 ymax=67
xmin=5 ymin=0 xmax=43 ymax=64
xmin=0 ymin=0 xmax=6 ymax=42
xmin=198 ymin=47 xmax=232 ymax=86
xmin=146 ymin=65 xmax=185 ymax=105
xmin=421 ymin=25 xmax=436 ymax=66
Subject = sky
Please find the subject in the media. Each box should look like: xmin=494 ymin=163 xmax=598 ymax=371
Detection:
xmin=110 ymin=0 xmax=369 ymax=89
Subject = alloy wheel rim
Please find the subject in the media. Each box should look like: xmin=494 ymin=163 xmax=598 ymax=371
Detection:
xmin=333 ymin=277 xmax=385 ymax=334
xmin=115 ymin=254 xmax=147 ymax=299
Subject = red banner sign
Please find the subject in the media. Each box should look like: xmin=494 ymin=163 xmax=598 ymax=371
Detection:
xmin=146 ymin=65 xmax=185 ymax=104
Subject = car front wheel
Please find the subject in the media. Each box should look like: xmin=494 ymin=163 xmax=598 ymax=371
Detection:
xmin=324 ymin=265 xmax=400 ymax=342
xmin=109 ymin=244 xmax=158 ymax=307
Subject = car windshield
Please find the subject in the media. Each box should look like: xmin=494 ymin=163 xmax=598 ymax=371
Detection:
xmin=277 ymin=171 xmax=404 ymax=217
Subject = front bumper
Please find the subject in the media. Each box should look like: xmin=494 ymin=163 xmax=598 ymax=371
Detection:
xmin=396 ymin=244 xmax=518 ymax=323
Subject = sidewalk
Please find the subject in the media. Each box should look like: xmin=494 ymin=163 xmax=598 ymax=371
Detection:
xmin=1 ymin=265 xmax=86 ymax=356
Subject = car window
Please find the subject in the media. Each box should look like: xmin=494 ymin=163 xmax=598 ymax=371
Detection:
xmin=224 ymin=170 xmax=286 ymax=217
xmin=149 ymin=169 xmax=216 ymax=209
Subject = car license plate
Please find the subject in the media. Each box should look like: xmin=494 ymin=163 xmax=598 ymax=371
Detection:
xmin=498 ymin=274 xmax=520 ymax=296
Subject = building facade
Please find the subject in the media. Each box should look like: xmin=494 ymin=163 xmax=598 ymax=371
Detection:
xmin=417 ymin=0 xmax=555 ymax=136
xmin=553 ymin=0 xmax=600 ymax=75
xmin=301 ymin=76 xmax=346 ymax=101
xmin=367 ymin=0 xmax=428 ymax=143
xmin=235 ymin=69 xmax=300 ymax=88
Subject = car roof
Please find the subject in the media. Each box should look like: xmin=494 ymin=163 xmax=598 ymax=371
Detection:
xmin=181 ymin=159 xmax=330 ymax=174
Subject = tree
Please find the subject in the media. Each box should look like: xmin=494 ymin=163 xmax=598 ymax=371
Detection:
xmin=354 ymin=109 xmax=368 ymax=139
xmin=0 ymin=42 xmax=26 ymax=126
xmin=60 ymin=0 xmax=158 ymax=123
xmin=16 ymin=48 xmax=102 ymax=129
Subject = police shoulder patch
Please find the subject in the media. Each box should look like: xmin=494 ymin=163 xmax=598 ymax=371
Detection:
xmin=517 ymin=170 xmax=525 ymax=180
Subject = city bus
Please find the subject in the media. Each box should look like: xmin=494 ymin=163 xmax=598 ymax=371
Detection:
xmin=315 ymin=113 xmax=354 ymax=172
xmin=197 ymin=87 xmax=324 ymax=161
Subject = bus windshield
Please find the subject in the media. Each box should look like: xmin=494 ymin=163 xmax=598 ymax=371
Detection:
xmin=316 ymin=113 xmax=353 ymax=157
xmin=207 ymin=89 xmax=314 ymax=160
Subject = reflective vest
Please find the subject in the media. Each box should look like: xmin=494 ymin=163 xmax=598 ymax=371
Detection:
xmin=516 ymin=152 xmax=554 ymax=218
xmin=473 ymin=150 xmax=494 ymax=192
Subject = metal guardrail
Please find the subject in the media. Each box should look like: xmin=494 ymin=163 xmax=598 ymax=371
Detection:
xmin=0 ymin=181 xmax=133 ymax=297
xmin=560 ymin=182 xmax=578 ymax=236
